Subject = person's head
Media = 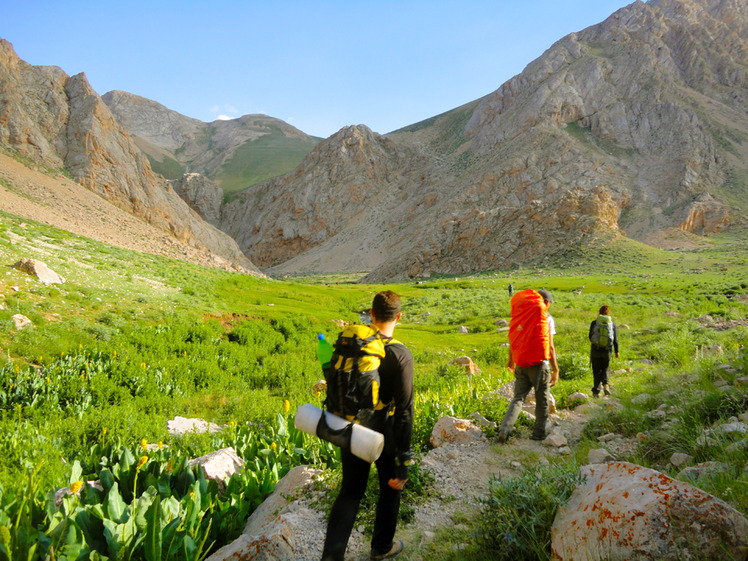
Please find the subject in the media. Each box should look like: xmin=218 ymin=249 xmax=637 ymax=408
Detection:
xmin=538 ymin=289 xmax=553 ymax=306
xmin=371 ymin=290 xmax=401 ymax=323
xmin=599 ymin=305 xmax=610 ymax=315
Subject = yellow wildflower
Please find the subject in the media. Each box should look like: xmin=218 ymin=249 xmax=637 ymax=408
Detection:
xmin=271 ymin=442 xmax=277 ymax=451
xmin=102 ymin=427 xmax=107 ymax=435
xmin=158 ymin=441 xmax=164 ymax=450
xmin=136 ymin=456 xmax=148 ymax=471
xmin=229 ymin=421 xmax=237 ymax=428
xmin=69 ymin=481 xmax=83 ymax=494
xmin=283 ymin=400 xmax=290 ymax=413
xmin=113 ymin=350 xmax=117 ymax=357
xmin=46 ymin=377 xmax=50 ymax=384
xmin=140 ymin=438 xmax=148 ymax=449
xmin=0 ymin=526 xmax=10 ymax=549
xmin=189 ymin=491 xmax=195 ymax=499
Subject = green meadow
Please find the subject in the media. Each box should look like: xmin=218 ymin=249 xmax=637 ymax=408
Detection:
xmin=0 ymin=210 xmax=746 ymax=560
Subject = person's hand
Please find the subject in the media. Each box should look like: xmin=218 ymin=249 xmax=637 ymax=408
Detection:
xmin=550 ymin=370 xmax=559 ymax=387
xmin=388 ymin=478 xmax=407 ymax=490
xmin=615 ymin=352 xmax=619 ymax=358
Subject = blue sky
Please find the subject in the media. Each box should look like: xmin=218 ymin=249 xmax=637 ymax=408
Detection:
xmin=3 ymin=1 xmax=634 ymax=138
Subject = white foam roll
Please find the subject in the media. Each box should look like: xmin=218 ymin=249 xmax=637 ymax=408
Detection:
xmin=294 ymin=404 xmax=384 ymax=463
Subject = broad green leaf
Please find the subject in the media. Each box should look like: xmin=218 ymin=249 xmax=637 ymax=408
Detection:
xmin=105 ymin=482 xmax=128 ymax=524
xmin=133 ymin=486 xmax=157 ymax=532
xmin=69 ymin=460 xmax=83 ymax=485
xmin=143 ymin=496 xmax=162 ymax=561
xmin=75 ymin=509 xmax=107 ymax=553
xmin=99 ymin=468 xmax=115 ymax=493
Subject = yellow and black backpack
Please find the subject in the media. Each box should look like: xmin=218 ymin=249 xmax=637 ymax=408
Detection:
xmin=323 ymin=324 xmax=392 ymax=428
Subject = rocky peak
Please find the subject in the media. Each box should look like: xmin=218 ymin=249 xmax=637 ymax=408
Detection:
xmin=102 ymin=90 xmax=204 ymax=152
xmin=0 ymin=39 xmax=260 ymax=274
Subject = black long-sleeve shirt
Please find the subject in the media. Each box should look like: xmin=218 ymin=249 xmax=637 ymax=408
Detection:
xmin=377 ymin=341 xmax=414 ymax=458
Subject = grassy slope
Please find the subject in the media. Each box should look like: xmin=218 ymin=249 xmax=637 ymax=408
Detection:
xmin=215 ymin=128 xmax=320 ymax=200
xmin=0 ymin=209 xmax=746 ymax=558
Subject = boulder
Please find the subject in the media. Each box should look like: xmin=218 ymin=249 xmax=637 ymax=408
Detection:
xmin=678 ymin=461 xmax=731 ymax=482
xmin=566 ymin=392 xmax=588 ymax=407
xmin=430 ymin=416 xmax=484 ymax=448
xmin=543 ymin=431 xmax=568 ymax=448
xmin=167 ymin=416 xmax=224 ymax=436
xmin=243 ymin=465 xmax=323 ymax=537
xmin=13 ymin=258 xmax=65 ymax=284
xmin=669 ymin=452 xmax=693 ymax=468
xmin=551 ymin=462 xmax=748 ymax=561
xmin=188 ymin=448 xmax=244 ymax=493
xmin=11 ymin=314 xmax=31 ymax=330
xmin=206 ymin=465 xmax=325 ymax=561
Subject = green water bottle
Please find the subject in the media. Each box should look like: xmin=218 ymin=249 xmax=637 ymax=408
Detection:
xmin=316 ymin=333 xmax=333 ymax=370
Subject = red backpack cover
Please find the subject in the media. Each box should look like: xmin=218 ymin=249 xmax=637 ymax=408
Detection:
xmin=508 ymin=289 xmax=550 ymax=367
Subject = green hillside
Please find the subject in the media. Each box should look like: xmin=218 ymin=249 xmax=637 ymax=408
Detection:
xmin=215 ymin=127 xmax=320 ymax=200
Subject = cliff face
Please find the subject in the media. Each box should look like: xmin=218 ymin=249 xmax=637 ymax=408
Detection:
xmin=220 ymin=0 xmax=745 ymax=280
xmin=0 ymin=39 xmax=261 ymax=274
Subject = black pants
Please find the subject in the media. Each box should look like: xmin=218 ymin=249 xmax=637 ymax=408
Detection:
xmin=590 ymin=349 xmax=611 ymax=394
xmin=321 ymin=445 xmax=400 ymax=561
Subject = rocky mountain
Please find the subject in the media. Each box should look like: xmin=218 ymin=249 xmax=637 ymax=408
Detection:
xmin=101 ymin=90 xmax=320 ymax=199
xmin=0 ymin=39 xmax=261 ymax=275
xmin=221 ymin=0 xmax=746 ymax=280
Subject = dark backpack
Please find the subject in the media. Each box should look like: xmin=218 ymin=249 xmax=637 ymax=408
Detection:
xmin=322 ymin=324 xmax=393 ymax=428
xmin=591 ymin=315 xmax=614 ymax=350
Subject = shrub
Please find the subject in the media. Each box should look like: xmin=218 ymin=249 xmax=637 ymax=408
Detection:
xmin=557 ymin=352 xmax=589 ymax=381
xmin=475 ymin=462 xmax=584 ymax=561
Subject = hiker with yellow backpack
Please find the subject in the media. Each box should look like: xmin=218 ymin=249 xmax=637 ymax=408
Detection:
xmin=589 ymin=305 xmax=620 ymax=397
xmin=320 ymin=290 xmax=414 ymax=561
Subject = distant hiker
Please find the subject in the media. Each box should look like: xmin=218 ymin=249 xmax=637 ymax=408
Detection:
xmin=508 ymin=283 xmax=514 ymax=297
xmin=321 ymin=290 xmax=414 ymax=561
xmin=589 ymin=305 xmax=619 ymax=397
xmin=498 ymin=289 xmax=559 ymax=443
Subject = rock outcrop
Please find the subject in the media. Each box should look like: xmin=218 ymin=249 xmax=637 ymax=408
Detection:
xmin=0 ymin=39 xmax=261 ymax=275
xmin=169 ymin=173 xmax=224 ymax=227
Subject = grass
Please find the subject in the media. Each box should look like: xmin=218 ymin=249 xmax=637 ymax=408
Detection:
xmin=0 ymin=208 xmax=746 ymax=559
xmin=215 ymin=126 xmax=320 ymax=200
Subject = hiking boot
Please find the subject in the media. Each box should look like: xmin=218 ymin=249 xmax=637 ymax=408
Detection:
xmin=371 ymin=539 xmax=404 ymax=559
xmin=530 ymin=433 xmax=545 ymax=441
xmin=497 ymin=429 xmax=510 ymax=444
xmin=603 ymin=385 xmax=611 ymax=396
xmin=592 ymin=391 xmax=600 ymax=398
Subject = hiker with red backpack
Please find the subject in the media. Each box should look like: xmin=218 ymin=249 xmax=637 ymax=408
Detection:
xmin=589 ymin=305 xmax=619 ymax=397
xmin=320 ymin=290 xmax=414 ymax=561
xmin=497 ymin=289 xmax=559 ymax=443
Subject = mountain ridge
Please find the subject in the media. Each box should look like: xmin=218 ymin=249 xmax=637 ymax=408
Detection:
xmin=219 ymin=0 xmax=745 ymax=281
xmin=101 ymin=90 xmax=320 ymax=198
xmin=1 ymin=0 xmax=746 ymax=281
